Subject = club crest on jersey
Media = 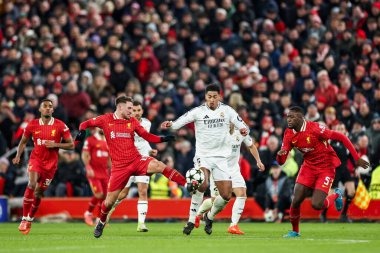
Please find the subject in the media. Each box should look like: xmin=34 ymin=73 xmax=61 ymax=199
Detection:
xmin=220 ymin=112 xmax=225 ymax=118
xmin=127 ymin=123 xmax=131 ymax=128
xmin=51 ymin=129 xmax=56 ymax=136
xmin=306 ymin=136 xmax=311 ymax=144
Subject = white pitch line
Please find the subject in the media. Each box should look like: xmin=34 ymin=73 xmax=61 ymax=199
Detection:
xmin=0 ymin=245 xmax=106 ymax=252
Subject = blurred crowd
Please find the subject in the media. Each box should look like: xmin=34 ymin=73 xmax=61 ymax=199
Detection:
xmin=0 ymin=0 xmax=380 ymax=206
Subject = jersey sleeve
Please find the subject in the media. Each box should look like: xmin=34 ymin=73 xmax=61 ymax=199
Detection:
xmin=242 ymin=135 xmax=253 ymax=147
xmin=228 ymin=106 xmax=249 ymax=132
xmin=313 ymin=122 xmax=333 ymax=140
xmin=280 ymin=130 xmax=293 ymax=152
xmin=23 ymin=122 xmax=33 ymax=139
xmin=171 ymin=108 xmax=197 ymax=130
xmin=61 ymin=123 xmax=71 ymax=140
xmin=82 ymin=138 xmax=91 ymax=152
xmin=79 ymin=115 xmax=105 ymax=130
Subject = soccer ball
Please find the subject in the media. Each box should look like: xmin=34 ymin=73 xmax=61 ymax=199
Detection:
xmin=185 ymin=168 xmax=205 ymax=187
xmin=264 ymin=210 xmax=275 ymax=222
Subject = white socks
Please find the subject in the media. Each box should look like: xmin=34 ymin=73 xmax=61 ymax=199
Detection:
xmin=137 ymin=200 xmax=148 ymax=224
xmin=188 ymin=190 xmax=204 ymax=223
xmin=197 ymin=198 xmax=213 ymax=216
xmin=231 ymin=197 xmax=246 ymax=226
xmin=208 ymin=195 xmax=229 ymax=220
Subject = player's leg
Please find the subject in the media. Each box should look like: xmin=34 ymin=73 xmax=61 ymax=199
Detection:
xmin=19 ymin=170 xmax=39 ymax=234
xmin=146 ymin=158 xmax=187 ymax=187
xmin=321 ymin=171 xmax=339 ymax=223
xmin=136 ymin=178 xmax=149 ymax=232
xmin=228 ymin=187 xmax=246 ymax=235
xmin=195 ymin=175 xmax=216 ymax=228
xmin=106 ymin=186 xmax=129 ymax=223
xmin=204 ymin=158 xmax=232 ymax=235
xmin=94 ymin=171 xmax=131 ymax=238
xmin=340 ymin=181 xmax=355 ymax=222
xmin=184 ymin=167 xmax=209 ymax=235
xmin=85 ymin=179 xmax=106 ymax=226
xmin=314 ymin=172 xmax=341 ymax=211
xmin=283 ymin=183 xmax=311 ymax=238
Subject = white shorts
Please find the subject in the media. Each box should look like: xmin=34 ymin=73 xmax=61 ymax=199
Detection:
xmin=125 ymin=176 xmax=150 ymax=188
xmin=193 ymin=156 xmax=232 ymax=181
xmin=209 ymin=165 xmax=246 ymax=197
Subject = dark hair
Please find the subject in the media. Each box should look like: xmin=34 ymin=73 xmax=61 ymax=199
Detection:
xmin=41 ymin=98 xmax=53 ymax=104
xmin=289 ymin=106 xmax=305 ymax=115
xmin=205 ymin=83 xmax=220 ymax=93
xmin=115 ymin=95 xmax=133 ymax=105
xmin=133 ymin=101 xmax=142 ymax=107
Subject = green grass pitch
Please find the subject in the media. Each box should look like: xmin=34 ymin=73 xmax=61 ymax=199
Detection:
xmin=1 ymin=222 xmax=379 ymax=253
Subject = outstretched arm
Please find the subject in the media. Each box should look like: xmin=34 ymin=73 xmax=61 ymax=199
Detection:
xmin=135 ymin=124 xmax=175 ymax=143
xmin=161 ymin=109 xmax=196 ymax=130
xmin=76 ymin=117 xmax=104 ymax=143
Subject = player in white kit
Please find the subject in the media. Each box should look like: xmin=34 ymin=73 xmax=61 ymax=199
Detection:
xmin=106 ymin=101 xmax=158 ymax=232
xmin=194 ymin=123 xmax=265 ymax=234
xmin=161 ymin=84 xmax=250 ymax=235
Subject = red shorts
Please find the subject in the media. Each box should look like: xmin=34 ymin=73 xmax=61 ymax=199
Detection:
xmin=88 ymin=178 xmax=108 ymax=195
xmin=296 ymin=165 xmax=335 ymax=194
xmin=28 ymin=162 xmax=56 ymax=191
xmin=108 ymin=156 xmax=154 ymax=192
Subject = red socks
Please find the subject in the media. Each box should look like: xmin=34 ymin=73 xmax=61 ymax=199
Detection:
xmin=99 ymin=201 xmax=112 ymax=223
xmin=323 ymin=193 xmax=339 ymax=209
xmin=23 ymin=187 xmax=35 ymax=217
xmin=162 ymin=167 xmax=186 ymax=186
xmin=87 ymin=196 xmax=100 ymax=213
xmin=290 ymin=207 xmax=301 ymax=233
xmin=29 ymin=197 xmax=42 ymax=218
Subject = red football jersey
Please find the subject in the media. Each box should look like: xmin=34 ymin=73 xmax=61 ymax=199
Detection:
xmin=79 ymin=113 xmax=161 ymax=171
xmin=83 ymin=134 xmax=109 ymax=179
xmin=24 ymin=118 xmax=71 ymax=170
xmin=281 ymin=121 xmax=341 ymax=169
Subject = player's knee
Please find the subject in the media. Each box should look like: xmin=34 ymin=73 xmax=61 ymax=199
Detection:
xmin=198 ymin=181 xmax=208 ymax=192
xmin=220 ymin=192 xmax=232 ymax=201
xmin=138 ymin=190 xmax=148 ymax=199
xmin=27 ymin=182 xmax=37 ymax=190
xmin=155 ymin=160 xmax=166 ymax=171
xmin=311 ymin=200 xmax=324 ymax=210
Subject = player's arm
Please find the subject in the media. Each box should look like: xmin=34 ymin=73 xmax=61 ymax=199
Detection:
xmin=76 ymin=116 xmax=104 ymax=144
xmin=46 ymin=124 xmax=74 ymax=150
xmin=276 ymin=131 xmax=292 ymax=165
xmin=161 ymin=109 xmax=196 ymax=130
xmin=81 ymin=150 xmax=94 ymax=178
xmin=229 ymin=108 xmax=250 ymax=136
xmin=12 ymin=134 xmax=29 ymax=165
xmin=323 ymin=128 xmax=370 ymax=169
xmin=245 ymin=137 xmax=265 ymax=172
xmin=135 ymin=122 xmax=175 ymax=143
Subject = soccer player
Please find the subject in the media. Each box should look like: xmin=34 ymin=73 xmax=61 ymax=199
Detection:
xmin=13 ymin=99 xmax=74 ymax=235
xmin=75 ymin=95 xmax=192 ymax=238
xmin=277 ymin=106 xmax=370 ymax=238
xmin=82 ymin=127 xmax=110 ymax=226
xmin=320 ymin=123 xmax=356 ymax=223
xmin=194 ymin=123 xmax=265 ymax=234
xmin=161 ymin=84 xmax=249 ymax=235
xmin=106 ymin=101 xmax=158 ymax=232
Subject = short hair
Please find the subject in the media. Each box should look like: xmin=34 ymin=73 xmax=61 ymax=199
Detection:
xmin=115 ymin=95 xmax=133 ymax=105
xmin=289 ymin=106 xmax=305 ymax=115
xmin=41 ymin=98 xmax=53 ymax=104
xmin=133 ymin=101 xmax=142 ymax=107
xmin=205 ymin=83 xmax=221 ymax=93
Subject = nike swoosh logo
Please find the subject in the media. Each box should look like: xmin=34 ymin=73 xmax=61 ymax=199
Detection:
xmin=35 ymin=131 xmax=41 ymax=134
xmin=292 ymin=140 xmax=297 ymax=144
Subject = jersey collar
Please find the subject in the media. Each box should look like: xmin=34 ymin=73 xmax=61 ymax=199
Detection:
xmin=39 ymin=117 xmax=55 ymax=125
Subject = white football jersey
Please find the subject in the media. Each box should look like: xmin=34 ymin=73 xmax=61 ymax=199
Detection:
xmin=228 ymin=128 xmax=253 ymax=168
xmin=134 ymin=118 xmax=152 ymax=156
xmin=171 ymin=102 xmax=249 ymax=158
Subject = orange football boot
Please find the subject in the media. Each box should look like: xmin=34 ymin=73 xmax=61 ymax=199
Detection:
xmin=227 ymin=224 xmax=245 ymax=235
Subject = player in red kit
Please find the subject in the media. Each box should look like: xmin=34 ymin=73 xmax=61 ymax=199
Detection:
xmin=82 ymin=127 xmax=110 ymax=226
xmin=75 ymin=95 xmax=195 ymax=238
xmin=277 ymin=106 xmax=370 ymax=238
xmin=13 ymin=99 xmax=74 ymax=235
